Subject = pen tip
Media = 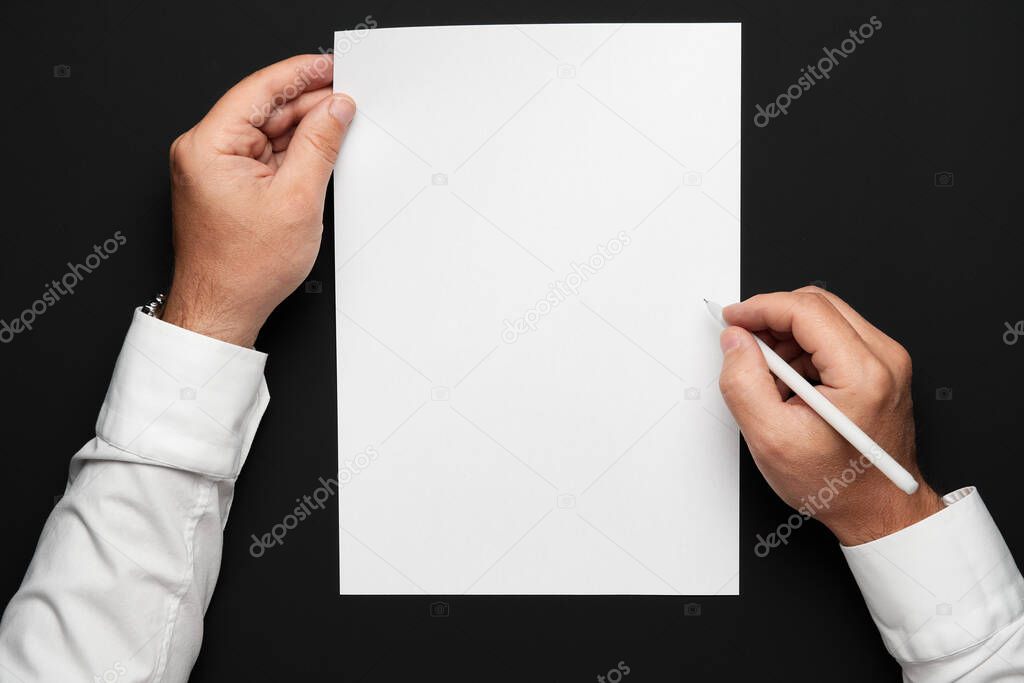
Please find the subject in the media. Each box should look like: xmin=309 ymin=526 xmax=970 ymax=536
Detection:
xmin=702 ymin=298 xmax=708 ymax=303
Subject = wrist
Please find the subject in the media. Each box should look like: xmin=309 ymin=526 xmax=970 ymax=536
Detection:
xmin=161 ymin=288 xmax=263 ymax=348
xmin=828 ymin=484 xmax=946 ymax=546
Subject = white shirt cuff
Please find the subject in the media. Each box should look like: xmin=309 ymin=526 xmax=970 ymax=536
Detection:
xmin=841 ymin=486 xmax=1024 ymax=663
xmin=73 ymin=309 xmax=270 ymax=480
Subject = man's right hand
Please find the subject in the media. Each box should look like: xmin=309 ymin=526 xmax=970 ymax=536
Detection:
xmin=717 ymin=286 xmax=945 ymax=546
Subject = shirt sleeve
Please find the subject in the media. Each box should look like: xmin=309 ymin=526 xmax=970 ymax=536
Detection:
xmin=0 ymin=309 xmax=269 ymax=683
xmin=842 ymin=486 xmax=1024 ymax=682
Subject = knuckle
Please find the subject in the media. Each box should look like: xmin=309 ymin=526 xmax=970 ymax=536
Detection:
xmin=719 ymin=371 xmax=757 ymax=413
xmin=791 ymin=292 xmax=831 ymax=324
xmin=796 ymin=291 xmax=828 ymax=309
xmin=748 ymin=430 xmax=784 ymax=460
xmin=891 ymin=345 xmax=913 ymax=381
xmin=860 ymin=357 xmax=895 ymax=399
xmin=169 ymin=133 xmax=187 ymax=167
xmin=795 ymin=285 xmax=827 ymax=297
xmin=718 ymin=369 xmax=741 ymax=399
xmin=169 ymin=132 xmax=197 ymax=186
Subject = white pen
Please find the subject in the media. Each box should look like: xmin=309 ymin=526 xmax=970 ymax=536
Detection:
xmin=704 ymin=299 xmax=919 ymax=495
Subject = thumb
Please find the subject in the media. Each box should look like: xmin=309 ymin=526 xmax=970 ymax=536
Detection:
xmin=276 ymin=93 xmax=356 ymax=198
xmin=718 ymin=326 xmax=787 ymax=438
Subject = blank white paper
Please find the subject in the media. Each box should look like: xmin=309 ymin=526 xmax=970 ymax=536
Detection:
xmin=333 ymin=23 xmax=741 ymax=595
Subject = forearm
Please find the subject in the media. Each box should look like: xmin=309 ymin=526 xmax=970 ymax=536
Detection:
xmin=0 ymin=311 xmax=268 ymax=682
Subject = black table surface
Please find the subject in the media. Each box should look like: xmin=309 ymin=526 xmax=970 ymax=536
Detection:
xmin=2 ymin=1 xmax=1022 ymax=680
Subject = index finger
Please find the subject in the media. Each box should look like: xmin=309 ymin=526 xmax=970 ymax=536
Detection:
xmin=793 ymin=286 xmax=904 ymax=359
xmin=204 ymin=54 xmax=334 ymax=131
xmin=723 ymin=292 xmax=875 ymax=388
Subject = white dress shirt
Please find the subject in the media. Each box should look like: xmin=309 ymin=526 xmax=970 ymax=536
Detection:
xmin=0 ymin=311 xmax=1021 ymax=682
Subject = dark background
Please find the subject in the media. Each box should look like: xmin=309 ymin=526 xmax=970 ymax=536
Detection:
xmin=2 ymin=0 xmax=1022 ymax=680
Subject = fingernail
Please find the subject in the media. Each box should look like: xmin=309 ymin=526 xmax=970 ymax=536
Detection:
xmin=330 ymin=94 xmax=356 ymax=124
xmin=720 ymin=329 xmax=746 ymax=353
